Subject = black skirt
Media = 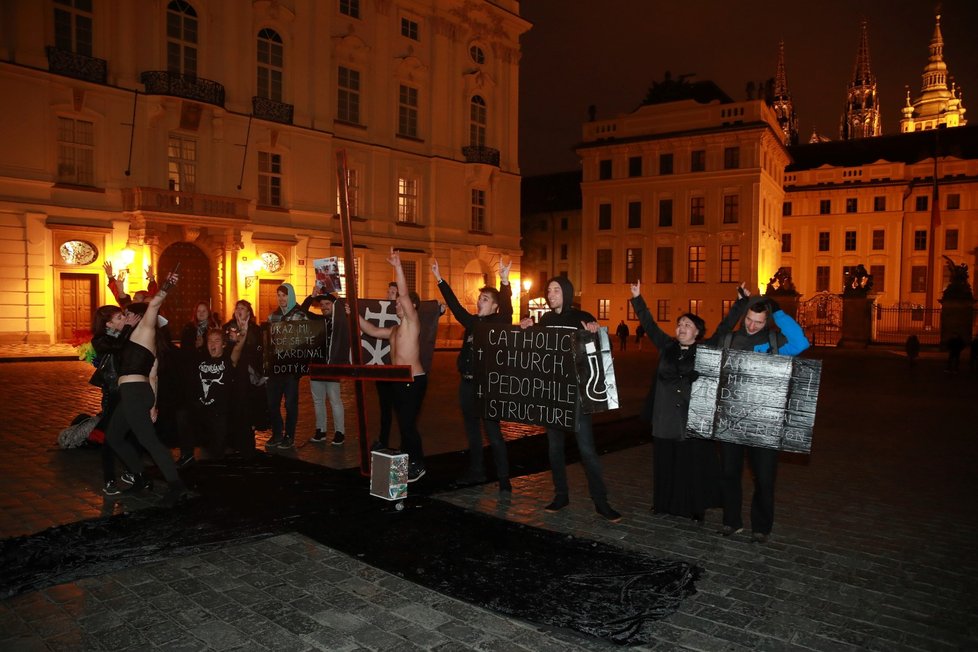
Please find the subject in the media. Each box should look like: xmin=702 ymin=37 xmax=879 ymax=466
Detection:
xmin=652 ymin=437 xmax=722 ymax=518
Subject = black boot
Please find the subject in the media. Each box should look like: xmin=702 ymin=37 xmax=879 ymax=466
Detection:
xmin=544 ymin=494 xmax=569 ymax=512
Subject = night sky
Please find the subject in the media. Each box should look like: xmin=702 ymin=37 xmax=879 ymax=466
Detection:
xmin=517 ymin=0 xmax=978 ymax=176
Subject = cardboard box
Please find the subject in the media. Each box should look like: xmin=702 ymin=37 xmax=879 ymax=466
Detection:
xmin=370 ymin=449 xmax=408 ymax=501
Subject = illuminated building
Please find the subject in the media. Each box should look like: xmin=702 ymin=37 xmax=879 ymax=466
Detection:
xmin=0 ymin=0 xmax=527 ymax=343
xmin=899 ymin=14 xmax=967 ymax=133
xmin=576 ymin=76 xmax=790 ymax=328
xmin=840 ymin=20 xmax=882 ymax=140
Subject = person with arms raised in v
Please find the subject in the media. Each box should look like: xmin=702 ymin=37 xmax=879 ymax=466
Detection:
xmin=357 ymin=249 xmax=428 ymax=482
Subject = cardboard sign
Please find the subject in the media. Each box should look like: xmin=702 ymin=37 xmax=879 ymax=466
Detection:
xmin=473 ymin=325 xmax=619 ymax=429
xmin=313 ymin=256 xmax=342 ymax=295
xmin=685 ymin=346 xmax=821 ymax=453
xmin=264 ymin=320 xmax=327 ymax=376
xmin=358 ymin=299 xmax=442 ymax=374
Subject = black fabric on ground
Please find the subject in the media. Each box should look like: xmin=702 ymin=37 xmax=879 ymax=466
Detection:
xmin=0 ymin=419 xmax=698 ymax=646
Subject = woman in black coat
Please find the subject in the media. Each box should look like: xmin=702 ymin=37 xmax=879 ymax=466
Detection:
xmin=630 ymin=280 xmax=746 ymax=521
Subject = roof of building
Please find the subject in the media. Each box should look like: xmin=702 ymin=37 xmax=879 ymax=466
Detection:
xmin=787 ymin=124 xmax=978 ymax=170
xmin=520 ymin=170 xmax=583 ymax=214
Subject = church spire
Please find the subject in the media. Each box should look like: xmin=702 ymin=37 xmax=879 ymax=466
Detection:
xmin=772 ymin=40 xmax=798 ymax=145
xmin=840 ymin=19 xmax=882 ymax=140
xmin=900 ymin=13 xmax=967 ymax=132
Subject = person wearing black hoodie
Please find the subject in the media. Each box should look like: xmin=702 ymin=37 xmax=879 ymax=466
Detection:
xmin=718 ymin=292 xmax=809 ymax=543
xmin=519 ymin=276 xmax=622 ymax=522
xmin=433 ymin=256 xmax=514 ymax=492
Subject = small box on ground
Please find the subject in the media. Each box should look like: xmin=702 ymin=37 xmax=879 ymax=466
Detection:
xmin=370 ymin=449 xmax=408 ymax=501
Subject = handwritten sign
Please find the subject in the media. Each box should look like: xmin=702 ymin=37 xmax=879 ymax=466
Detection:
xmin=263 ymin=320 xmax=327 ymax=376
xmin=574 ymin=328 xmax=619 ymax=414
xmin=686 ymin=346 xmax=821 ymax=453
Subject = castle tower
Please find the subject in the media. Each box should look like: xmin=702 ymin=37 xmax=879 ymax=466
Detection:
xmin=900 ymin=14 xmax=967 ymax=132
xmin=772 ymin=40 xmax=799 ymax=145
xmin=840 ymin=20 xmax=882 ymax=140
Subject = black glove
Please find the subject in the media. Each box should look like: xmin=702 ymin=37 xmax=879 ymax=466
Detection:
xmin=767 ymin=298 xmax=781 ymax=314
xmin=737 ymin=285 xmax=748 ymax=299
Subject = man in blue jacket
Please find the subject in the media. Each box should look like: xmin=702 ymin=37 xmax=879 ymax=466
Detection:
xmin=719 ymin=294 xmax=809 ymax=543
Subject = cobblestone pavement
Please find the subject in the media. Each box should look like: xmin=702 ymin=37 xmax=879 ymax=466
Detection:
xmin=1 ymin=347 xmax=977 ymax=650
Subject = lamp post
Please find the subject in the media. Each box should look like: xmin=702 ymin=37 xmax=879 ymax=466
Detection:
xmin=521 ymin=278 xmax=532 ymax=320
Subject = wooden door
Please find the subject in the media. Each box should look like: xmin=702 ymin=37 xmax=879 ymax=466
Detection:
xmin=258 ymin=279 xmax=284 ymax=322
xmin=60 ymin=273 xmax=96 ymax=340
xmin=158 ymin=242 xmax=211 ymax=327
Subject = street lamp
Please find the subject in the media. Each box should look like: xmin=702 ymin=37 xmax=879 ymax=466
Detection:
xmin=521 ymin=278 xmax=532 ymax=319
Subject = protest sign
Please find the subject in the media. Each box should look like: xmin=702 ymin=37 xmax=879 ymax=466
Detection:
xmin=263 ymin=319 xmax=327 ymax=376
xmin=686 ymin=346 xmax=821 ymax=453
xmin=358 ymin=298 xmax=441 ymax=373
xmin=473 ymin=325 xmax=618 ymax=429
xmin=313 ymin=257 xmax=342 ymax=295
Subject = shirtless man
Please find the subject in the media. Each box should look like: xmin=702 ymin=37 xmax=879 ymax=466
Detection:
xmin=358 ymin=248 xmax=428 ymax=481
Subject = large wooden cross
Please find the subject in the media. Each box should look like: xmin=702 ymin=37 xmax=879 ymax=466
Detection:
xmin=308 ymin=150 xmax=412 ymax=475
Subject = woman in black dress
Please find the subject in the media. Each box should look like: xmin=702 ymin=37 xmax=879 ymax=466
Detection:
xmin=630 ymin=280 xmax=746 ymax=521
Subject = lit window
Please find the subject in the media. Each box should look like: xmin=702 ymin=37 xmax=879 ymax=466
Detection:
xmin=257 ymin=29 xmax=284 ymax=102
xmin=720 ymin=244 xmax=739 ymax=283
xmin=57 ymin=117 xmax=95 ymax=186
xmin=397 ymin=177 xmax=418 ymax=223
xmin=337 ymin=66 xmax=361 ymax=124
xmin=597 ymin=299 xmax=610 ymax=320
xmin=688 ymin=245 xmax=705 ymax=283
xmin=54 ymin=0 xmax=93 ymax=56
xmin=398 ymin=85 xmax=419 ymax=138
xmin=469 ymin=96 xmax=486 ymax=147
xmin=258 ymin=151 xmax=282 ymax=207
xmin=166 ymin=0 xmax=198 ymax=77
xmin=470 ymin=188 xmax=486 ymax=232
xmin=688 ymin=299 xmax=703 ymax=315
xmin=167 ymin=133 xmax=196 ymax=193
xmin=625 ymin=248 xmax=642 ymax=283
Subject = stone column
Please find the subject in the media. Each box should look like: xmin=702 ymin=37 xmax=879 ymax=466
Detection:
xmin=839 ymin=296 xmax=872 ymax=348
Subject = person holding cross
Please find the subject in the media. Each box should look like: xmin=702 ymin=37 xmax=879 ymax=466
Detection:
xmin=357 ymin=249 xmax=428 ymax=482
xmin=432 ymin=256 xmax=513 ymax=492
xmin=519 ymin=276 xmax=622 ymax=522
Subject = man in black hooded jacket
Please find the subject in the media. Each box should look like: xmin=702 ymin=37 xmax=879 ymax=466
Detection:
xmin=519 ymin=276 xmax=622 ymax=522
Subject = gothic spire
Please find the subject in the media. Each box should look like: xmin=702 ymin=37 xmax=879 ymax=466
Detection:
xmin=774 ymin=40 xmax=788 ymax=98
xmin=840 ymin=19 xmax=881 ymax=139
xmin=851 ymin=19 xmax=874 ymax=86
xmin=771 ymin=40 xmax=798 ymax=145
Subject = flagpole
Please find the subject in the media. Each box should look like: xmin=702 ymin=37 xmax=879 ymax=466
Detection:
xmin=924 ymin=128 xmax=942 ymax=328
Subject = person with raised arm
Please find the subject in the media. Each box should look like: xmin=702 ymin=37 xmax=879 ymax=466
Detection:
xmin=104 ymin=271 xmax=188 ymax=505
xmin=357 ymin=248 xmax=428 ymax=482
xmin=433 ymin=256 xmax=513 ymax=492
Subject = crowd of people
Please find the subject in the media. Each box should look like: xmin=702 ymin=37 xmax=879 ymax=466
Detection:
xmin=85 ymin=255 xmax=814 ymax=541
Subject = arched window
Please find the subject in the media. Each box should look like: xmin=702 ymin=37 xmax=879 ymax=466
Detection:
xmin=469 ymin=95 xmax=486 ymax=148
xmin=257 ymin=28 xmax=283 ymax=102
xmin=166 ymin=0 xmax=198 ymax=77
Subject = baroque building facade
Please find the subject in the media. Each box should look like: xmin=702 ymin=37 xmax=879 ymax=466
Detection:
xmin=576 ymin=80 xmax=791 ymax=330
xmin=0 ymin=0 xmax=527 ymax=343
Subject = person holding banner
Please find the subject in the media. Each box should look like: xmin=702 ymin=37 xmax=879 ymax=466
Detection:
xmin=432 ymin=256 xmax=513 ymax=491
xmin=629 ymin=280 xmax=744 ymax=523
xmin=718 ymin=291 xmax=809 ymax=543
xmin=357 ymin=249 xmax=428 ymax=482
xmin=265 ymin=283 xmax=310 ymax=450
xmin=519 ymin=277 xmax=622 ymax=522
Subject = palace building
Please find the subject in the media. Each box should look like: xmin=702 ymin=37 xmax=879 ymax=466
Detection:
xmin=0 ymin=0 xmax=528 ymax=343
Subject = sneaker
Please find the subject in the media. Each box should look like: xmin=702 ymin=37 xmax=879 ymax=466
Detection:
xmin=310 ymin=430 xmax=327 ymax=444
xmin=719 ymin=526 xmax=744 ymax=537
xmin=544 ymin=495 xmax=569 ymax=512
xmin=751 ymin=532 xmax=770 ymax=544
xmin=595 ymin=502 xmax=622 ymax=523
xmin=407 ymin=463 xmax=426 ymax=483
xmin=277 ymin=438 xmax=295 ymax=449
xmin=176 ymin=454 xmax=196 ymax=468
xmin=120 ymin=472 xmax=136 ymax=486
xmin=102 ymin=480 xmax=122 ymax=496
xmin=332 ymin=431 xmax=345 ymax=446
xmin=122 ymin=473 xmax=152 ymax=493
xmin=266 ymin=435 xmax=283 ymax=448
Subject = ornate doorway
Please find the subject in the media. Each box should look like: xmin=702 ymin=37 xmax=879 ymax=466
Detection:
xmin=59 ymin=273 xmax=96 ymax=340
xmin=258 ymin=279 xmax=285 ymax=322
xmin=158 ymin=242 xmax=211 ymax=326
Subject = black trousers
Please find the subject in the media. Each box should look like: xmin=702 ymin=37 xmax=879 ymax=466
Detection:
xmin=547 ymin=413 xmax=608 ymax=503
xmin=721 ymin=442 xmax=778 ymax=534
xmin=106 ymin=382 xmax=181 ymax=486
xmin=459 ymin=378 xmax=508 ymax=480
xmin=375 ymin=381 xmax=395 ymax=446
xmin=391 ymin=375 xmax=428 ymax=465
